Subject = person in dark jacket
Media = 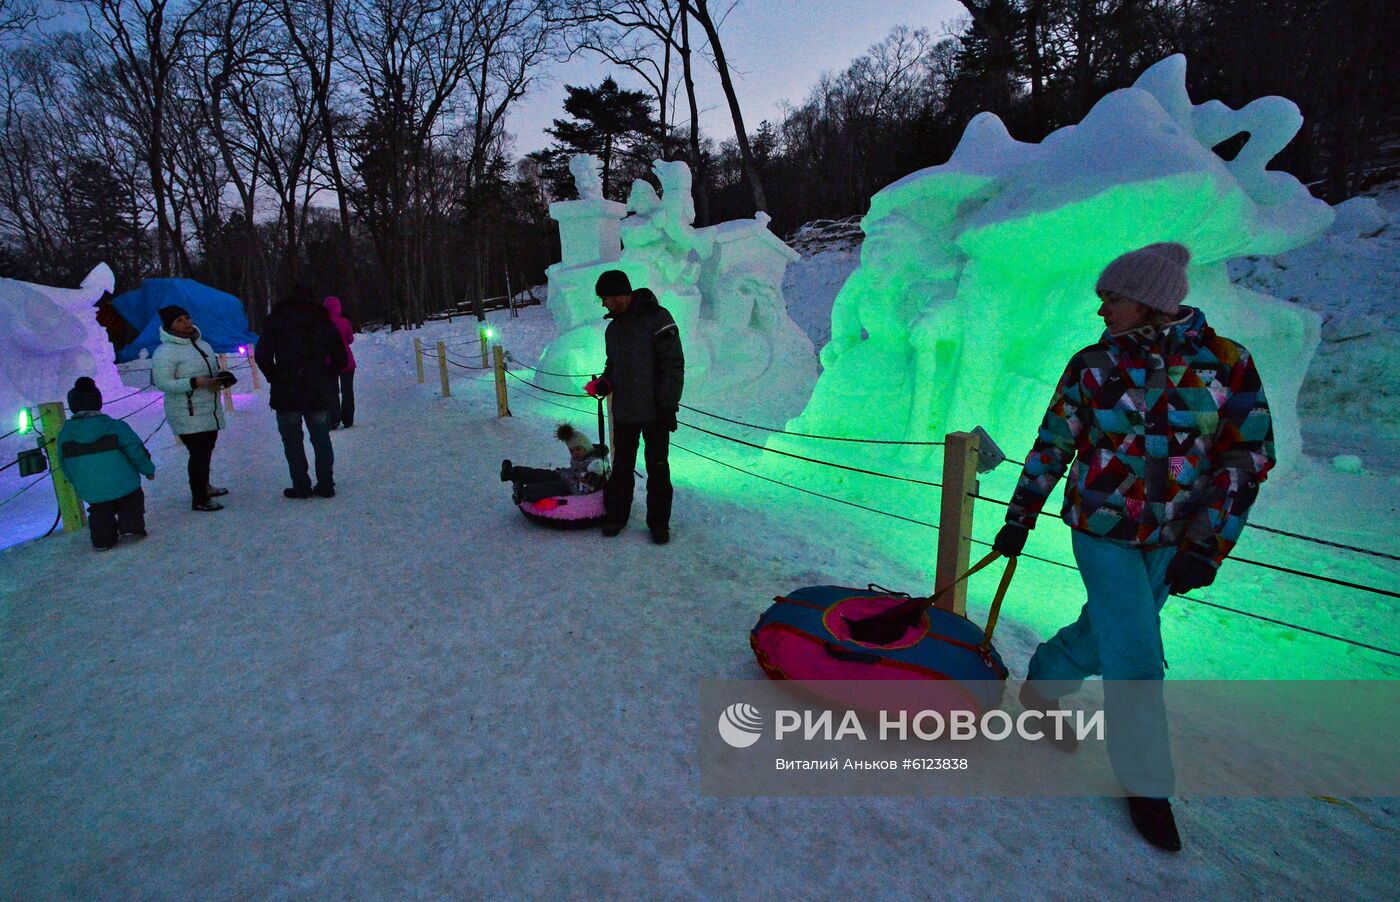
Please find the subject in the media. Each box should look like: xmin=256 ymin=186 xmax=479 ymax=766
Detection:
xmin=993 ymin=242 xmax=1274 ymax=852
xmin=54 ymin=377 xmax=156 ymax=550
xmin=255 ymin=285 xmax=348 ymax=498
xmin=584 ymin=272 xmax=684 ymax=544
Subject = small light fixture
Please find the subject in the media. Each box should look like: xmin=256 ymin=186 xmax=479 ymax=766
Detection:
xmin=16 ymin=408 xmax=31 ymax=435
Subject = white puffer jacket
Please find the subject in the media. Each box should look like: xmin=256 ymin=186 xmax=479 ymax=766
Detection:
xmin=151 ymin=328 xmax=227 ymax=435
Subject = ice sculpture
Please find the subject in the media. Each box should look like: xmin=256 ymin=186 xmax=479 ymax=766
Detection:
xmin=0 ymin=263 xmax=122 ymax=417
xmin=537 ymin=157 xmax=816 ymax=412
xmin=786 ymin=55 xmax=1333 ymax=476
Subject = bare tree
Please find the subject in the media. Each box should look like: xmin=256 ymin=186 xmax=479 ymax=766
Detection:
xmin=682 ymin=0 xmax=765 ymax=212
xmin=76 ymin=0 xmax=213 ymax=275
xmin=563 ymin=0 xmax=681 ymax=145
xmin=0 ymin=0 xmax=40 ymax=35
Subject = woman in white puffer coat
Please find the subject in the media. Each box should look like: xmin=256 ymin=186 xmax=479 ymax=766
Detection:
xmin=151 ymin=305 xmax=229 ymax=511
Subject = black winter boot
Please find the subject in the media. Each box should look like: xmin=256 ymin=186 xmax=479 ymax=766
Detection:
xmin=500 ymin=459 xmax=513 ymax=482
xmin=1019 ymin=680 xmax=1079 ymax=753
xmin=1127 ymin=796 xmax=1182 ymax=851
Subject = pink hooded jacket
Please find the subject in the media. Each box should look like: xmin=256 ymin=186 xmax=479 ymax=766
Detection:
xmin=323 ymin=296 xmax=356 ymax=372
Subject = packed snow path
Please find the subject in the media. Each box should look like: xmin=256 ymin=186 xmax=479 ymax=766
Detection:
xmin=2 ymin=321 xmax=1397 ymax=897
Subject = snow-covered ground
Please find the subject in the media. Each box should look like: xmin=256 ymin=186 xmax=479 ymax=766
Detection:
xmin=2 ymin=210 xmax=1398 ymax=894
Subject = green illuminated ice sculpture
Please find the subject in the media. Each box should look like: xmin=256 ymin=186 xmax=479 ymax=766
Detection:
xmin=784 ymin=55 xmax=1333 ymax=477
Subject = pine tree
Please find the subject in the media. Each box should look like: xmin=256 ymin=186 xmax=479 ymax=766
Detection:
xmin=546 ymin=77 xmax=661 ymax=200
xmin=62 ymin=156 xmax=144 ymax=288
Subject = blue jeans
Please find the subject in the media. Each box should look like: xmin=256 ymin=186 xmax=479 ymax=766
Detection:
xmin=1027 ymin=531 xmax=1176 ymax=797
xmin=276 ymin=410 xmax=334 ymax=492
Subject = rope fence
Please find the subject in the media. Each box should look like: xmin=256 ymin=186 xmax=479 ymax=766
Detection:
xmin=426 ymin=340 xmax=1400 ymax=629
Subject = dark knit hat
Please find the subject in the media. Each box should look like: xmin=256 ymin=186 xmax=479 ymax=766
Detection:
xmin=595 ymin=270 xmax=632 ymax=297
xmin=67 ymin=376 xmax=103 ymax=413
xmin=158 ymin=305 xmax=190 ymax=331
xmin=556 ymin=422 xmax=592 ymax=453
xmin=1095 ymin=242 xmax=1191 ymax=314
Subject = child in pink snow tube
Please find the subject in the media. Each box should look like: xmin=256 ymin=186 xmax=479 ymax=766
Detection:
xmin=501 ymin=423 xmax=610 ymax=527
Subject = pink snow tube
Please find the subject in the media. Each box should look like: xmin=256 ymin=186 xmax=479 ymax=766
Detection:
xmin=751 ymin=587 xmax=1008 ymax=716
xmin=517 ymin=490 xmax=608 ymax=529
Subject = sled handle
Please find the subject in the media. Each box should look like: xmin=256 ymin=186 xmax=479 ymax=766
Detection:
xmin=843 ymin=551 xmax=1016 ymax=648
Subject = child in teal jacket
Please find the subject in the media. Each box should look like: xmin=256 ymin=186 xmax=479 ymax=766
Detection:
xmin=54 ymin=377 xmax=157 ymax=550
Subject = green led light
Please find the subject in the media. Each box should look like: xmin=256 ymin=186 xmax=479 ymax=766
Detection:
xmin=484 ymin=327 xmax=495 ymax=340
xmin=17 ymin=408 xmax=31 ymax=434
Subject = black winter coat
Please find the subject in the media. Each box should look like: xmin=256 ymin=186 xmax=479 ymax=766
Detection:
xmin=255 ymin=300 xmax=348 ymax=412
xmin=601 ymin=292 xmax=685 ymax=424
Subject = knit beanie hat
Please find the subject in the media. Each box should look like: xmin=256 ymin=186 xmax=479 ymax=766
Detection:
xmin=1095 ymin=242 xmax=1191 ymax=314
xmin=67 ymin=376 xmax=103 ymax=413
xmin=158 ymin=305 xmax=190 ymax=331
xmin=595 ymin=269 xmax=632 ymax=297
xmin=556 ymin=422 xmax=592 ymax=453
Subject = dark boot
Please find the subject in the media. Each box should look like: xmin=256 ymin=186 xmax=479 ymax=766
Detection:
xmin=601 ymin=523 xmax=623 ymax=537
xmin=500 ymin=459 xmax=513 ymax=482
xmin=1019 ymin=681 xmax=1079 ymax=752
xmin=1127 ymin=797 xmax=1182 ymax=852
xmin=650 ymin=528 xmax=669 ymax=545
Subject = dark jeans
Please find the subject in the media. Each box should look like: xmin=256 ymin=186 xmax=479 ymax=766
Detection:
xmin=604 ymin=421 xmax=671 ymax=531
xmin=329 ymin=371 xmax=356 ymax=428
xmin=511 ymin=465 xmax=570 ymax=503
xmin=182 ymin=430 xmax=219 ymax=505
xmin=88 ymin=487 xmax=145 ymax=548
xmin=276 ymin=409 xmax=334 ymax=492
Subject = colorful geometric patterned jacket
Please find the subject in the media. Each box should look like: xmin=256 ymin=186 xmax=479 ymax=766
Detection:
xmin=1006 ymin=306 xmax=1275 ymax=567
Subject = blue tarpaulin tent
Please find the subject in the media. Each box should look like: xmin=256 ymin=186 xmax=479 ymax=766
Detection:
xmin=113 ymin=279 xmax=258 ymax=363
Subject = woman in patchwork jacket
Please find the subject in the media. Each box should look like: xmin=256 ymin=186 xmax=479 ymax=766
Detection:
xmin=992 ymin=242 xmax=1274 ymax=852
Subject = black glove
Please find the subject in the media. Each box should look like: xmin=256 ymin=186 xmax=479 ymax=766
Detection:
xmin=993 ymin=523 xmax=1028 ymax=557
xmin=1166 ymin=550 xmax=1217 ymax=594
xmin=659 ymin=409 xmax=678 ymax=433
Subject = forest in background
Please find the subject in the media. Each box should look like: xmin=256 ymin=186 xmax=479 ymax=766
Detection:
xmin=1 ymin=0 xmax=1396 ymax=329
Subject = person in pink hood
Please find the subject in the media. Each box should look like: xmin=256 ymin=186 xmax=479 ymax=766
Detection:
xmin=323 ymin=296 xmax=357 ymax=429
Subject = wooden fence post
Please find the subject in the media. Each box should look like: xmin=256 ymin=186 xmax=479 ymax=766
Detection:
xmin=37 ymin=401 xmax=86 ymax=532
xmin=414 ymin=337 xmax=425 ymax=384
xmin=248 ymin=352 xmax=261 ymax=390
xmin=934 ymin=430 xmax=980 ymax=616
xmin=493 ymin=344 xmax=511 ymax=417
xmin=437 ymin=340 xmax=451 ymax=397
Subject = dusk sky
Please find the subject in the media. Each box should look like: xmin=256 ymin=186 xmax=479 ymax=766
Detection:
xmin=510 ymin=0 xmax=965 ymax=154
xmin=31 ymin=0 xmax=965 ymax=158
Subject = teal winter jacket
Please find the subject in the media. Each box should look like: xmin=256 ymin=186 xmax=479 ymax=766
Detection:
xmin=55 ymin=412 xmax=155 ymax=504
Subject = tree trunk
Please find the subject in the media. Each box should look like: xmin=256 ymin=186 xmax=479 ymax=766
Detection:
xmin=680 ymin=4 xmax=710 ymax=224
xmin=686 ymin=0 xmax=766 ymax=213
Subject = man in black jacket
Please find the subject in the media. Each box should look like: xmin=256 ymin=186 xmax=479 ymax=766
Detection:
xmin=585 ymin=270 xmax=684 ymax=544
xmin=255 ymin=285 xmax=348 ymax=499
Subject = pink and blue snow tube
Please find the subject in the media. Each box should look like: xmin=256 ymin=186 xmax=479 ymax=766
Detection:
xmin=517 ymin=490 xmax=608 ymax=529
xmin=751 ymin=586 xmax=1008 ymax=716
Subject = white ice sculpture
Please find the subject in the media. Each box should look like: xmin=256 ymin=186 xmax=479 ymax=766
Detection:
xmin=569 ymin=153 xmax=604 ymax=201
xmin=537 ymin=156 xmax=816 ymax=416
xmin=0 ymin=263 xmax=121 ymax=418
xmin=786 ymin=54 xmax=1333 ymax=477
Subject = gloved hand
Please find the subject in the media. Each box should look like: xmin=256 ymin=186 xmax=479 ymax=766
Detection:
xmin=993 ymin=523 xmax=1028 ymax=557
xmin=659 ymin=408 xmax=678 ymax=432
xmin=585 ymin=377 xmax=611 ymax=398
xmin=1166 ymin=550 xmax=1217 ymax=594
